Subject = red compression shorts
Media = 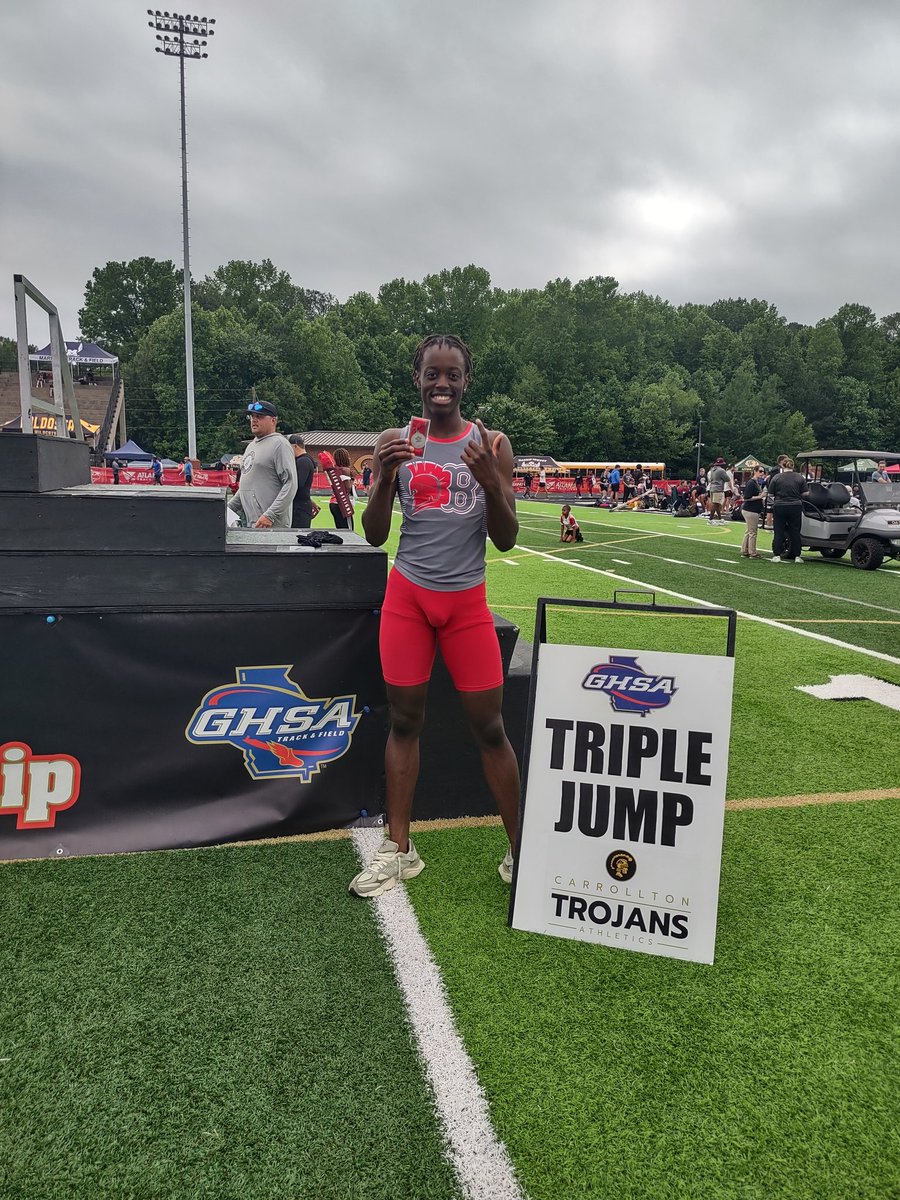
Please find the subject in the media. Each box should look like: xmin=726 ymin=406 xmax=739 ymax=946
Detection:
xmin=379 ymin=569 xmax=503 ymax=692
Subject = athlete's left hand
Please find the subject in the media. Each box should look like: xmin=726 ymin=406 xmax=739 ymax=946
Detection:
xmin=462 ymin=419 xmax=504 ymax=489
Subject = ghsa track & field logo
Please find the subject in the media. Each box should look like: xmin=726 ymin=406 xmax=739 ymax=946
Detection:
xmin=185 ymin=665 xmax=360 ymax=782
xmin=582 ymin=655 xmax=677 ymax=715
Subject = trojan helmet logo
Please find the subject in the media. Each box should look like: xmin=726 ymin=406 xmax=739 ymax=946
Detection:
xmin=406 ymin=460 xmax=452 ymax=511
xmin=582 ymin=655 xmax=677 ymax=715
xmin=606 ymin=849 xmax=637 ymax=881
xmin=186 ymin=665 xmax=360 ymax=782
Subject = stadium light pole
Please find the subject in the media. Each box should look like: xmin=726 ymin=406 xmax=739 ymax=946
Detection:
xmin=694 ymin=418 xmax=704 ymax=481
xmin=146 ymin=10 xmax=216 ymax=461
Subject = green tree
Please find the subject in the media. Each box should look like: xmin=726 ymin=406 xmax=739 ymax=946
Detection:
xmin=282 ymin=319 xmax=375 ymax=430
xmin=194 ymin=259 xmax=335 ymax=322
xmin=421 ymin=265 xmax=495 ymax=348
xmin=126 ymin=304 xmax=281 ymax=459
xmin=623 ymin=369 xmax=698 ymax=470
xmin=0 ymin=336 xmax=19 ymax=373
xmin=472 ymin=394 xmax=556 ymax=455
xmin=78 ymin=258 xmax=182 ymax=360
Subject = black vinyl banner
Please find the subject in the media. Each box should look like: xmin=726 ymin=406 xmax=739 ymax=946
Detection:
xmin=0 ymin=610 xmax=387 ymax=860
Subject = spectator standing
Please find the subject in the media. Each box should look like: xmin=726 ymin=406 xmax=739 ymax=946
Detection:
xmin=227 ymin=400 xmax=297 ymax=529
xmin=768 ymin=456 xmax=808 ymax=563
xmin=707 ymin=458 xmax=728 ymax=523
xmin=111 ymin=459 xmax=120 ymax=485
xmin=522 ymin=471 xmax=533 ymax=498
xmin=151 ymin=456 xmax=163 ymax=486
xmin=574 ymin=470 xmax=583 ymax=497
xmin=763 ymin=455 xmax=789 ymax=529
xmin=608 ymin=464 xmax=621 ymax=500
xmin=329 ymin=447 xmax=356 ymax=531
xmin=740 ymin=465 xmax=767 ymax=558
xmin=288 ymin=434 xmax=319 ymax=528
xmin=586 ymin=474 xmax=594 ymax=497
xmin=362 ymin=463 xmax=372 ymax=490
xmin=538 ymin=467 xmax=547 ymax=493
xmin=179 ymin=458 xmax=194 ymax=486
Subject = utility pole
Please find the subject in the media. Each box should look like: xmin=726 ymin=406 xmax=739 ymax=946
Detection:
xmin=147 ymin=10 xmax=216 ymax=460
xmin=695 ymin=418 xmax=704 ymax=481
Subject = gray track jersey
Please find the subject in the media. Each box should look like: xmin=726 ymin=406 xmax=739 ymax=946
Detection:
xmin=394 ymin=422 xmax=488 ymax=591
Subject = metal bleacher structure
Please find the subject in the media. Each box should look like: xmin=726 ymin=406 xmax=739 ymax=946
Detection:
xmin=1 ymin=276 xmax=125 ymax=462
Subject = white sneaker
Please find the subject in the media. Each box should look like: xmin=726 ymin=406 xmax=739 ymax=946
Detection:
xmin=498 ymin=848 xmax=514 ymax=884
xmin=348 ymin=838 xmax=425 ymax=898
xmin=794 ymin=557 xmax=804 ymax=564
xmin=771 ymin=556 xmax=781 ymax=563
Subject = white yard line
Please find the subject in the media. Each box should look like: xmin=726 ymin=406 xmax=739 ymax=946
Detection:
xmin=351 ymin=828 xmax=524 ymax=1200
xmin=611 ymin=559 xmax=632 ymax=565
xmin=518 ymin=546 xmax=900 ymax=666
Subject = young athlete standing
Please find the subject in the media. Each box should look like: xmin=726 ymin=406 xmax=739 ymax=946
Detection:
xmin=350 ymin=334 xmax=521 ymax=897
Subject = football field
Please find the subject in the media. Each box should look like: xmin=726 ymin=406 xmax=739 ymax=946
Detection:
xmin=2 ymin=500 xmax=898 ymax=1199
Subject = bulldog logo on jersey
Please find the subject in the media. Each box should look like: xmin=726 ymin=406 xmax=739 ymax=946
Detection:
xmin=186 ymin=665 xmax=360 ymax=781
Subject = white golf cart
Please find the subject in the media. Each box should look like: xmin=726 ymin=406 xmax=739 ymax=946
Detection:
xmin=792 ymin=450 xmax=900 ymax=570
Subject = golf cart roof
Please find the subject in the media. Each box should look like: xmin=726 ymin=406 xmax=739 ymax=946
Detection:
xmin=797 ymin=450 xmax=900 ymax=460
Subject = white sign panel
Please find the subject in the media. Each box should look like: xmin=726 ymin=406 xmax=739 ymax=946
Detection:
xmin=510 ymin=644 xmax=734 ymax=964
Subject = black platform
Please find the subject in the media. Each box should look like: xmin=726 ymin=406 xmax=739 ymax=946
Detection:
xmin=0 ymin=432 xmax=90 ymax=492
xmin=0 ymin=450 xmax=530 ymax=855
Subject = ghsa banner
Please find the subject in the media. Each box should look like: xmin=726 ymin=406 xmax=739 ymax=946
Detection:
xmin=511 ymin=643 xmax=734 ymax=964
xmin=185 ymin=665 xmax=360 ymax=781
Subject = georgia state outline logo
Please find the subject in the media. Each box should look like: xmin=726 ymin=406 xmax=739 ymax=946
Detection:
xmin=185 ymin=665 xmax=360 ymax=781
xmin=582 ymin=655 xmax=677 ymax=716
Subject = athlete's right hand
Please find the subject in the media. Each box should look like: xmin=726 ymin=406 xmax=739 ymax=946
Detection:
xmin=375 ymin=436 xmax=414 ymax=481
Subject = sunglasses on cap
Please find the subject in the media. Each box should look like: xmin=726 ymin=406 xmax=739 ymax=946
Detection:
xmin=247 ymin=402 xmax=275 ymax=415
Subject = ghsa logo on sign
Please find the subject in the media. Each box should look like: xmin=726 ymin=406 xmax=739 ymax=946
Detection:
xmin=186 ymin=665 xmax=360 ymax=782
xmin=582 ymin=655 xmax=677 ymax=716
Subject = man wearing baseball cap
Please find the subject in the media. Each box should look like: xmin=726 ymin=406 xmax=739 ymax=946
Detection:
xmin=707 ymin=457 xmax=729 ymax=524
xmin=227 ymin=399 xmax=297 ymax=529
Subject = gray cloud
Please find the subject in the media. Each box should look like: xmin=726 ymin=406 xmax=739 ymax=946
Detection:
xmin=3 ymin=0 xmax=899 ymax=345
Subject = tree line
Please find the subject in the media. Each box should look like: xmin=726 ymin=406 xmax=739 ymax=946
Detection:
xmin=63 ymin=256 xmax=900 ymax=470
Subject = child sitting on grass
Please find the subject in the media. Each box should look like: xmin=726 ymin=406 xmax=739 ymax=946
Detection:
xmin=560 ymin=504 xmax=583 ymax=543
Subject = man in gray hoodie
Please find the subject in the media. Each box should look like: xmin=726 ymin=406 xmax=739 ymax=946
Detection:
xmin=228 ymin=400 xmax=297 ymax=528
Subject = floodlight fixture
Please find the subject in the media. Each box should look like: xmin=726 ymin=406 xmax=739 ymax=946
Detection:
xmin=145 ymin=10 xmax=217 ymax=460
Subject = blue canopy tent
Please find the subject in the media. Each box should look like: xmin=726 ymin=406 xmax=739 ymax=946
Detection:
xmin=104 ymin=439 xmax=152 ymax=462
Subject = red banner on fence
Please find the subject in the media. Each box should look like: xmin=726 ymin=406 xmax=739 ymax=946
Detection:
xmin=91 ymin=467 xmax=238 ymax=489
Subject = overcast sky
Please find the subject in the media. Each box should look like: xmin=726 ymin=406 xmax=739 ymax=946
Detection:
xmin=3 ymin=0 xmax=899 ymax=344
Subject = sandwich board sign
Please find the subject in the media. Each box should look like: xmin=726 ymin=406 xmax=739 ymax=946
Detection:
xmin=509 ymin=595 xmax=736 ymax=964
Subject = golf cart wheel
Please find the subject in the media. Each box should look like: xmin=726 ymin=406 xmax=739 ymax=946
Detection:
xmin=819 ymin=547 xmax=847 ymax=560
xmin=850 ymin=538 xmax=885 ymax=571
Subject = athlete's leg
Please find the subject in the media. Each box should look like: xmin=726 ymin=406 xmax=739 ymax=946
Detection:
xmin=384 ymin=682 xmax=428 ymax=854
xmin=459 ymin=687 xmax=520 ymax=848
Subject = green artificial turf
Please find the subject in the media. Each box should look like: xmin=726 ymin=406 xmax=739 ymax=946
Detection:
xmin=0 ymin=843 xmax=460 ymax=1200
xmin=409 ymin=803 xmax=900 ymax=1200
xmin=509 ymin=502 xmax=900 ymax=656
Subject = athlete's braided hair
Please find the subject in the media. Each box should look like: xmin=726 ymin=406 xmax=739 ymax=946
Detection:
xmin=412 ymin=334 xmax=474 ymax=378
